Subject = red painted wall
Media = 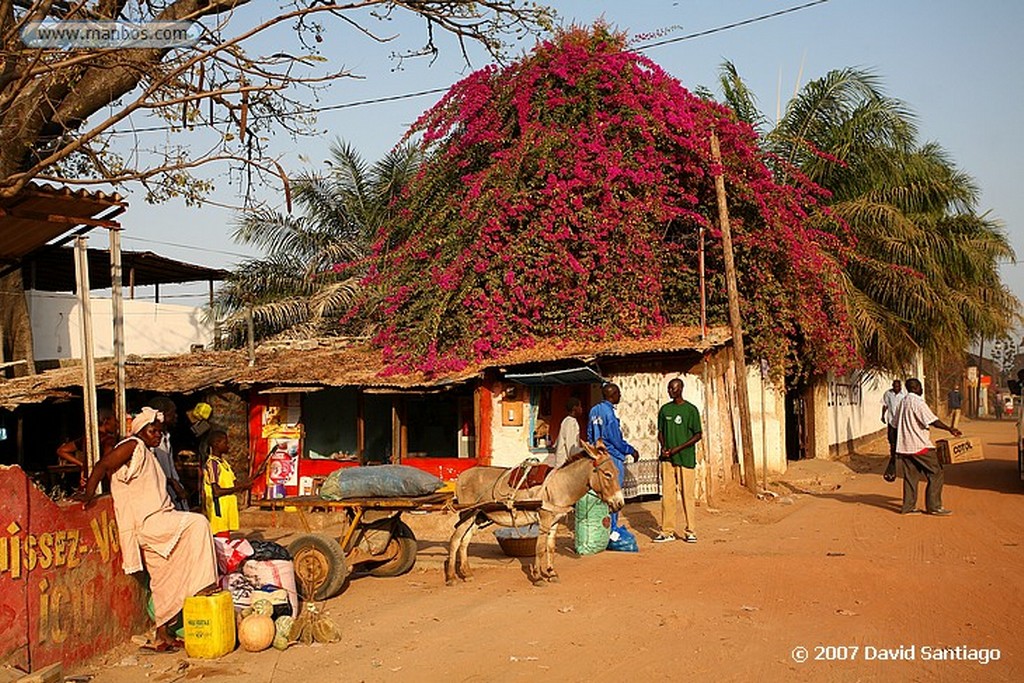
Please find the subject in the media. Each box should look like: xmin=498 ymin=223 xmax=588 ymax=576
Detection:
xmin=246 ymin=392 xmax=478 ymax=495
xmin=0 ymin=466 xmax=148 ymax=673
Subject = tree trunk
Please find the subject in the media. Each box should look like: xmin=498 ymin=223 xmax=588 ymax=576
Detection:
xmin=0 ymin=270 xmax=36 ymax=376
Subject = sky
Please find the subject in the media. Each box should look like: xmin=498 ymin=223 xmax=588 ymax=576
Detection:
xmin=106 ymin=0 xmax=1024 ymax=321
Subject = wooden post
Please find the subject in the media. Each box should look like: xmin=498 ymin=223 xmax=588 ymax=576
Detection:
xmin=976 ymin=338 xmax=985 ymax=418
xmin=356 ymin=391 xmax=365 ymax=463
xmin=74 ymin=237 xmax=100 ymax=484
xmin=109 ymin=228 xmax=127 ymax=438
xmin=760 ymin=358 xmax=769 ymax=491
xmin=246 ymin=303 xmax=255 ymax=366
xmin=710 ymin=130 xmax=758 ymax=493
xmin=698 ymin=224 xmax=707 ymax=339
xmin=209 ymin=279 xmax=220 ymax=349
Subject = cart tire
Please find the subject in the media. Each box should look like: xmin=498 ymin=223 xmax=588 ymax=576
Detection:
xmin=368 ymin=522 xmax=418 ymax=578
xmin=288 ymin=534 xmax=348 ymax=600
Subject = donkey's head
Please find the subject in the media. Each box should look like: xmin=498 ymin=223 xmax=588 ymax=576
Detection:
xmin=579 ymin=440 xmax=625 ymax=512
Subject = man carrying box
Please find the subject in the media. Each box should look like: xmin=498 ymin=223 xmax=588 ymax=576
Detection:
xmin=895 ymin=377 xmax=962 ymax=516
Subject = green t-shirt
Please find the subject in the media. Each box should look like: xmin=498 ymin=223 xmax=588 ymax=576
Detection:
xmin=658 ymin=400 xmax=702 ymax=468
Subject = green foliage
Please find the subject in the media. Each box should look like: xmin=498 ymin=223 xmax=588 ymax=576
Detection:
xmin=214 ymin=140 xmax=422 ymax=345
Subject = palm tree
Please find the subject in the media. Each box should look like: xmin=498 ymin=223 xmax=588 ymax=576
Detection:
xmin=716 ymin=63 xmax=1019 ymax=375
xmin=213 ymin=140 xmax=423 ymax=346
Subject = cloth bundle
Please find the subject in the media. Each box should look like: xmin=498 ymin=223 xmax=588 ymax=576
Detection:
xmin=319 ymin=465 xmax=443 ymax=500
xmin=243 ymin=559 xmax=298 ymax=615
xmin=214 ymin=537 xmax=254 ymax=574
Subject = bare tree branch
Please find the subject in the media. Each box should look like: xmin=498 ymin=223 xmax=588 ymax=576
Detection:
xmin=0 ymin=0 xmax=554 ymax=201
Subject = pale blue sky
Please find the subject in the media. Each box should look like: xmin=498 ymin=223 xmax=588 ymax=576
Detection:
xmin=112 ymin=0 xmax=1024 ymax=318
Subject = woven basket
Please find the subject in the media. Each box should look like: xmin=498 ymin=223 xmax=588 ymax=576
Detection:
xmin=497 ymin=534 xmax=538 ymax=558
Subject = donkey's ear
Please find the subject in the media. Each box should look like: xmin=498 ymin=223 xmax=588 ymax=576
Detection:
xmin=580 ymin=441 xmax=600 ymax=459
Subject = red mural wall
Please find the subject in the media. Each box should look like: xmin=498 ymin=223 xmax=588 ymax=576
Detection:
xmin=0 ymin=466 xmax=148 ymax=673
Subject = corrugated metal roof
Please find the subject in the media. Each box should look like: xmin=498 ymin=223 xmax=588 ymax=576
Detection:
xmin=0 ymin=183 xmax=125 ymax=262
xmin=0 ymin=325 xmax=732 ymax=409
xmin=22 ymin=246 xmax=228 ymax=291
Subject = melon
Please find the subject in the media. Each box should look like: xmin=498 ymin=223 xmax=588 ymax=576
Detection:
xmin=251 ymin=598 xmax=274 ymax=617
xmin=273 ymin=615 xmax=295 ymax=650
xmin=238 ymin=614 xmax=275 ymax=652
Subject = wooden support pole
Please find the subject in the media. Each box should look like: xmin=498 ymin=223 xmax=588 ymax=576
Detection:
xmin=74 ymin=237 xmax=100 ymax=486
xmin=246 ymin=303 xmax=256 ymax=366
xmin=698 ymin=224 xmax=707 ymax=339
xmin=109 ymin=228 xmax=127 ymax=438
xmin=710 ymin=131 xmax=758 ymax=493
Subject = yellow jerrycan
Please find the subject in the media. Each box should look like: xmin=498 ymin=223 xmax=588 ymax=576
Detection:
xmin=183 ymin=590 xmax=236 ymax=658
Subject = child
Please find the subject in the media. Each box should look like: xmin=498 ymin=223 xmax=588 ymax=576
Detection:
xmin=203 ymin=430 xmax=262 ymax=537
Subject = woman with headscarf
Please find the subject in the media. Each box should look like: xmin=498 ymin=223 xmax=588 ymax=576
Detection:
xmin=79 ymin=407 xmax=218 ymax=649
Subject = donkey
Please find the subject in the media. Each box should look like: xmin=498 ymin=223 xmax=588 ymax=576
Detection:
xmin=445 ymin=440 xmax=624 ymax=585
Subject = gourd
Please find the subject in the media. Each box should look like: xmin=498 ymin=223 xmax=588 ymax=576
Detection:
xmin=273 ymin=615 xmax=295 ymax=650
xmin=251 ymin=598 xmax=274 ymax=617
xmin=238 ymin=614 xmax=275 ymax=652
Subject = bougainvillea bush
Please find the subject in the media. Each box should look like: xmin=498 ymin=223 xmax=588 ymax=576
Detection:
xmin=358 ymin=24 xmax=858 ymax=378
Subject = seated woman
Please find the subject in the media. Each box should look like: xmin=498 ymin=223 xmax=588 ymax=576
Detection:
xmin=79 ymin=407 xmax=217 ymax=649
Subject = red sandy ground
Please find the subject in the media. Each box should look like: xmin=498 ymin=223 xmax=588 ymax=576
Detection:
xmin=58 ymin=418 xmax=1024 ymax=682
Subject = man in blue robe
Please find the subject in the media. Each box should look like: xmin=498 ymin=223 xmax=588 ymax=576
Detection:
xmin=587 ymin=383 xmax=639 ymax=536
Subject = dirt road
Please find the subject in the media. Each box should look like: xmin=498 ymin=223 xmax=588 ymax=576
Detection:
xmin=78 ymin=418 xmax=1023 ymax=682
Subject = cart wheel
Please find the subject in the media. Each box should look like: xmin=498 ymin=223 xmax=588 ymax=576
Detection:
xmin=288 ymin=534 xmax=349 ymax=600
xmin=368 ymin=521 xmax=418 ymax=578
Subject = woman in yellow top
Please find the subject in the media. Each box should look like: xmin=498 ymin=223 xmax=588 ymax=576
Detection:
xmin=203 ymin=430 xmax=262 ymax=537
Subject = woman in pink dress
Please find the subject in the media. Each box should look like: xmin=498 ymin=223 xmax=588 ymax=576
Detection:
xmin=80 ymin=407 xmax=217 ymax=648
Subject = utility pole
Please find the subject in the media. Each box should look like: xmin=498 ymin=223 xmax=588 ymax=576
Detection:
xmin=710 ymin=130 xmax=758 ymax=493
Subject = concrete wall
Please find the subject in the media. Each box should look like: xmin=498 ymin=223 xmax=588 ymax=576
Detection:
xmin=822 ymin=369 xmax=912 ymax=457
xmin=27 ymin=290 xmax=212 ymax=360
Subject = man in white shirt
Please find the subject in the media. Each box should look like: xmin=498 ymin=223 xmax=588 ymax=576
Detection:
xmin=894 ymin=378 xmax=961 ymax=516
xmin=150 ymin=396 xmax=189 ymax=510
xmin=881 ymin=379 xmax=906 ymax=471
xmin=549 ymin=397 xmax=583 ymax=467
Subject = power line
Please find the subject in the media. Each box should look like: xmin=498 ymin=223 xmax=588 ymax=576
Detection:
xmin=633 ymin=0 xmax=831 ymax=51
xmin=120 ymin=235 xmax=253 ymax=260
xmin=105 ymin=1 xmax=830 ymax=137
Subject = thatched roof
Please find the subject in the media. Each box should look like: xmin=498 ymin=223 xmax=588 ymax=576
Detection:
xmin=0 ymin=325 xmax=731 ymax=409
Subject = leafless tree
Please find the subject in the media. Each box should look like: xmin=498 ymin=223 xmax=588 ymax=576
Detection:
xmin=0 ymin=0 xmax=554 ymax=202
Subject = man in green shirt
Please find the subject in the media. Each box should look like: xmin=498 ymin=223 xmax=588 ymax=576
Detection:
xmin=654 ymin=378 xmax=702 ymax=543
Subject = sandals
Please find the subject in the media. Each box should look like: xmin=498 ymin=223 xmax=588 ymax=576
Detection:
xmin=136 ymin=633 xmax=184 ymax=653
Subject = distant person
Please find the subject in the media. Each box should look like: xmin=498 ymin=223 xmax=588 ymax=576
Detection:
xmin=203 ymin=430 xmax=264 ymax=538
xmin=881 ymin=380 xmax=906 ymax=478
xmin=947 ymin=387 xmax=962 ymax=428
xmin=149 ymin=396 xmax=189 ymax=510
xmin=549 ymin=397 xmax=583 ymax=467
xmin=654 ymin=378 xmax=702 ymax=543
xmin=587 ymin=382 xmax=640 ymax=536
xmin=895 ymin=378 xmax=961 ymax=516
xmin=56 ymin=408 xmax=120 ymax=487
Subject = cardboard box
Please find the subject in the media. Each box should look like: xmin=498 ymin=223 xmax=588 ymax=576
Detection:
xmin=936 ymin=437 xmax=985 ymax=465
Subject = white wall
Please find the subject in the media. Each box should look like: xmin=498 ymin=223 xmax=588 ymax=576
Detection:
xmin=744 ymin=366 xmax=788 ymax=479
xmin=489 ymin=389 xmax=534 ymax=467
xmin=826 ymin=371 xmax=895 ymax=451
xmin=27 ymin=290 xmax=213 ymax=360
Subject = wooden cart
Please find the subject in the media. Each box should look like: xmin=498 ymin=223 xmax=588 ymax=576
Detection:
xmin=258 ymin=492 xmax=453 ymax=600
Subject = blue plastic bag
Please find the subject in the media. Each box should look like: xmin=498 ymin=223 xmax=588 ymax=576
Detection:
xmin=606 ymin=526 xmax=639 ymax=553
